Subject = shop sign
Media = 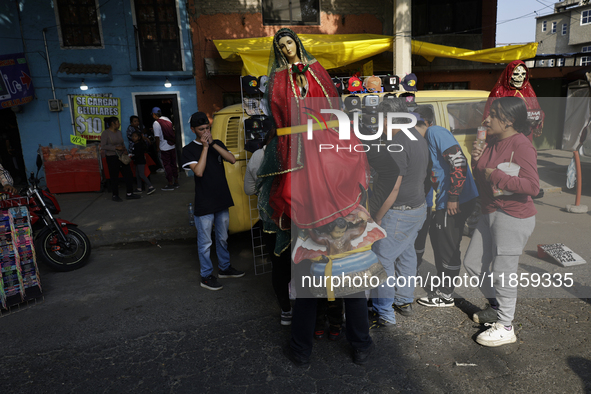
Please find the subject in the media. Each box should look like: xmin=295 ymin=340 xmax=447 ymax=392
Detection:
xmin=70 ymin=134 xmax=87 ymax=146
xmin=73 ymin=95 xmax=121 ymax=140
xmin=0 ymin=53 xmax=35 ymax=109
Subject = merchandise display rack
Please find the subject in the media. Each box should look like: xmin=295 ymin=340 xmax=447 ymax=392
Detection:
xmin=240 ymin=75 xmax=272 ymax=275
xmin=0 ymin=205 xmax=42 ymax=311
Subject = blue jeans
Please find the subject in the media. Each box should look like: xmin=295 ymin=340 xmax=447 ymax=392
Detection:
xmin=371 ymin=204 xmax=427 ymax=323
xmin=195 ymin=209 xmax=231 ymax=278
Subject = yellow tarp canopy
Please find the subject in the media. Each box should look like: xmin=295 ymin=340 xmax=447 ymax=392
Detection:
xmin=214 ymin=34 xmax=538 ymax=77
xmin=412 ymin=40 xmax=538 ymax=64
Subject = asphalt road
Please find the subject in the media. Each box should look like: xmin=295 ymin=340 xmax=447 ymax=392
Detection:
xmin=1 ymin=191 xmax=590 ymax=393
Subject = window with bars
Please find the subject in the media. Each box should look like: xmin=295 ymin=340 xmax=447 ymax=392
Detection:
xmin=551 ymin=21 xmax=557 ymax=33
xmin=558 ymin=58 xmax=565 ymax=67
xmin=582 ymin=10 xmax=591 ymax=25
xmin=542 ymin=20 xmax=547 ymax=32
xmin=55 ymin=0 xmax=102 ymax=48
xmin=262 ymin=0 xmax=320 ymax=25
xmin=562 ymin=23 xmax=567 ymax=35
xmin=134 ymin=0 xmax=182 ymax=71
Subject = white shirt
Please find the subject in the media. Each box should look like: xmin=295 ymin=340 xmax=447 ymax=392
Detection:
xmin=153 ymin=116 xmax=175 ymax=151
xmin=243 ymin=146 xmax=265 ymax=196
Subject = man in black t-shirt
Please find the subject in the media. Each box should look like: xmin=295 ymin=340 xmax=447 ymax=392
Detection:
xmin=181 ymin=112 xmax=245 ymax=291
xmin=369 ymin=98 xmax=429 ymax=328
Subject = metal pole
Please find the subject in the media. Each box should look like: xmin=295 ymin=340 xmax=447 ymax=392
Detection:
xmin=42 ymin=29 xmax=57 ymax=100
xmin=43 ymin=28 xmax=63 ymax=144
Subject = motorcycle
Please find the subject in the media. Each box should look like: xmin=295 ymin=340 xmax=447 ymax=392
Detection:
xmin=0 ymin=154 xmax=91 ymax=271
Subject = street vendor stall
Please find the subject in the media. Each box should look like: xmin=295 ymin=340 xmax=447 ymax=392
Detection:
xmin=41 ymin=145 xmax=102 ymax=193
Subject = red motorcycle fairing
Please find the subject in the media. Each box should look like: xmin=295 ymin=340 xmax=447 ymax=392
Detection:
xmin=28 ymin=213 xmax=71 ymax=234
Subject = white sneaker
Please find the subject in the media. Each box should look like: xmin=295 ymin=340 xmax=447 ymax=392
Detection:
xmin=156 ymin=168 xmax=165 ymax=173
xmin=476 ymin=322 xmax=517 ymax=347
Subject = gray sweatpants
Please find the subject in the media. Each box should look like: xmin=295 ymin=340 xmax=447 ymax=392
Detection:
xmin=464 ymin=210 xmax=535 ymax=326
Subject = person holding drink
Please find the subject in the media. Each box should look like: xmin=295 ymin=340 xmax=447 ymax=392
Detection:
xmin=464 ymin=97 xmax=539 ymax=347
xmin=101 ymin=117 xmax=141 ymax=202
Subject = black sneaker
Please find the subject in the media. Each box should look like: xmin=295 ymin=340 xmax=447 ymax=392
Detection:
xmin=393 ymin=302 xmax=414 ymax=316
xmin=328 ymin=326 xmax=342 ymax=341
xmin=368 ymin=310 xmax=380 ymax=324
xmin=126 ymin=193 xmax=141 ymax=200
xmin=161 ymin=185 xmax=175 ymax=191
xmin=473 ymin=304 xmax=498 ymax=324
xmin=417 ymin=289 xmax=454 ymax=307
xmin=369 ymin=317 xmax=396 ymax=331
xmin=146 ymin=187 xmax=156 ymax=195
xmin=283 ymin=346 xmax=310 ymax=368
xmin=353 ymin=341 xmax=375 ymax=365
xmin=280 ymin=310 xmax=292 ymax=326
xmin=314 ymin=329 xmax=325 ymax=340
xmin=218 ymin=266 xmax=245 ymax=278
xmin=200 ymin=275 xmax=223 ymax=291
xmin=173 ymin=182 xmax=180 ymax=189
xmin=112 ymin=195 xmax=123 ymax=202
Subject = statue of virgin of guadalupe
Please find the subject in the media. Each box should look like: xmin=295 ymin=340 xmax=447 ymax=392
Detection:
xmin=257 ymin=28 xmax=372 ymax=257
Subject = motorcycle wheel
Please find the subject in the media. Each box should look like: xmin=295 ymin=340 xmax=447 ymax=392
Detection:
xmin=35 ymin=225 xmax=92 ymax=271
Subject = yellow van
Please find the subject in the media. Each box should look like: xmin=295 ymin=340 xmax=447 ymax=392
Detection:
xmin=211 ymin=90 xmax=490 ymax=233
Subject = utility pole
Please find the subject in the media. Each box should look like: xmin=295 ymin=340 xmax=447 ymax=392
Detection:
xmin=393 ymin=0 xmax=412 ymax=76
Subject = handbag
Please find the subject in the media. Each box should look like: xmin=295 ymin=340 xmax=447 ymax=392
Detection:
xmin=116 ymin=150 xmax=131 ymax=165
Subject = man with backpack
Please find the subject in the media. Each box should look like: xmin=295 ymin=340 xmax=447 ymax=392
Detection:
xmin=152 ymin=107 xmax=179 ymax=191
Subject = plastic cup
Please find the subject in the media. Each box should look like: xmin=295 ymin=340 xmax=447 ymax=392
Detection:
xmin=496 ymin=162 xmax=520 ymax=195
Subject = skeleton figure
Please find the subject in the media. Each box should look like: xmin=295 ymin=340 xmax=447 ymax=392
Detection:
xmin=510 ymin=65 xmax=527 ymax=89
xmin=484 ymin=60 xmax=545 ymax=140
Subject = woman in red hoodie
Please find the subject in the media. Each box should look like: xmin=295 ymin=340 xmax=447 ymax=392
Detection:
xmin=465 ymin=97 xmax=539 ymax=347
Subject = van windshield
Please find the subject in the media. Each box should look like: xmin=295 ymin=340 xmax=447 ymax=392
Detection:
xmin=447 ymin=101 xmax=486 ymax=135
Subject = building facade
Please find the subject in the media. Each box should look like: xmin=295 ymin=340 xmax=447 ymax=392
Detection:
xmin=535 ymin=0 xmax=591 ymax=67
xmin=0 ymin=0 xmax=197 ymax=181
xmin=188 ymin=0 xmax=390 ymax=118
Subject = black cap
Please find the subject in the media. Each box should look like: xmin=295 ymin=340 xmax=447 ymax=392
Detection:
xmin=189 ymin=112 xmax=209 ymax=127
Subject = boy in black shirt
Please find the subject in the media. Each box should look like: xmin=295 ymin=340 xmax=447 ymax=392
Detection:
xmin=181 ymin=112 xmax=244 ymax=290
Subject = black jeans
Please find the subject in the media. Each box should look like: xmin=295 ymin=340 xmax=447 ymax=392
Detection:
xmin=414 ymin=206 xmax=433 ymax=272
xmin=429 ymin=198 xmax=477 ymax=295
xmin=263 ymin=231 xmax=291 ymax=312
xmin=290 ymin=294 xmax=372 ymax=359
xmin=106 ymin=155 xmax=134 ymax=197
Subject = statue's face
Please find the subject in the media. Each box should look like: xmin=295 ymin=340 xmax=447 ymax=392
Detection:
xmin=330 ymin=226 xmax=346 ymax=240
xmin=510 ymin=65 xmax=527 ymax=89
xmin=278 ymin=36 xmax=298 ymax=64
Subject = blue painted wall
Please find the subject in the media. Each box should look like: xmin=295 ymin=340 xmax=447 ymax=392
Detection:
xmin=0 ymin=0 xmax=197 ymax=177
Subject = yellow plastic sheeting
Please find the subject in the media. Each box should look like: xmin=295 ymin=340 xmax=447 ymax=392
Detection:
xmin=412 ymin=41 xmax=538 ymax=64
xmin=214 ymin=35 xmax=538 ymax=77
xmin=214 ymin=34 xmax=393 ymax=77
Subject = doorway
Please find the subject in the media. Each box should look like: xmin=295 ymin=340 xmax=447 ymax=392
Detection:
xmin=0 ymin=108 xmax=27 ymax=186
xmin=133 ymin=93 xmax=183 ymax=171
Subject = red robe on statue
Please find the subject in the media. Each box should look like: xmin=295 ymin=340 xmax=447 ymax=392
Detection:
xmin=267 ymin=60 xmax=369 ymax=230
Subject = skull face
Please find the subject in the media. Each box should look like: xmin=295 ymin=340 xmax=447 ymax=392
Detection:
xmin=510 ymin=65 xmax=527 ymax=89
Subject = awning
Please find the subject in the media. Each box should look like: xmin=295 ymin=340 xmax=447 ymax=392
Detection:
xmin=412 ymin=41 xmax=538 ymax=64
xmin=213 ymin=34 xmax=539 ymax=77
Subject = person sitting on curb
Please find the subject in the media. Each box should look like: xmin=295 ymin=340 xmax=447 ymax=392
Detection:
xmin=181 ymin=112 xmax=244 ymax=291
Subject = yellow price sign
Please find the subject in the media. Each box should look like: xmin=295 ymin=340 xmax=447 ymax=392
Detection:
xmin=70 ymin=134 xmax=87 ymax=146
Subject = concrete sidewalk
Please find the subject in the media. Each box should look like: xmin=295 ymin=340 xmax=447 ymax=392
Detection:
xmin=56 ymin=149 xmax=591 ymax=247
